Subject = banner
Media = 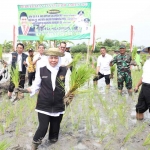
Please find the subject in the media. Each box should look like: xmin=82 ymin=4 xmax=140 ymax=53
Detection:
xmin=18 ymin=2 xmax=91 ymax=41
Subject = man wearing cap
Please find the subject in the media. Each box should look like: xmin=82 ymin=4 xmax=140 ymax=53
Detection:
xmin=113 ymin=49 xmax=120 ymax=58
xmin=110 ymin=45 xmax=133 ymax=95
xmin=18 ymin=12 xmax=36 ymax=36
xmin=26 ymin=48 xmax=36 ymax=86
xmin=134 ymin=48 xmax=150 ymax=120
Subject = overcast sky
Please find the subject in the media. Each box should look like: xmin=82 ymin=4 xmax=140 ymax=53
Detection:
xmin=0 ymin=0 xmax=150 ymax=46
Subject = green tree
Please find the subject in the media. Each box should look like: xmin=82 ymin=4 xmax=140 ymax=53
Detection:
xmin=2 ymin=40 xmax=13 ymax=53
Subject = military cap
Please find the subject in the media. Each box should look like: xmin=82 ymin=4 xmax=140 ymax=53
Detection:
xmin=119 ymin=45 xmax=126 ymax=49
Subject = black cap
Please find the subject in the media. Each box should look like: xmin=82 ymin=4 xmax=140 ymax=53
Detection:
xmin=119 ymin=45 xmax=126 ymax=49
xmin=28 ymin=48 xmax=34 ymax=52
xmin=84 ymin=18 xmax=90 ymax=23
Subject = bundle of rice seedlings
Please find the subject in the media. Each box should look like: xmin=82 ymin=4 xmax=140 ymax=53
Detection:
xmin=10 ymin=65 xmax=20 ymax=88
xmin=0 ymin=44 xmax=3 ymax=60
xmin=110 ymin=65 xmax=116 ymax=79
xmin=63 ymin=64 xmax=95 ymax=106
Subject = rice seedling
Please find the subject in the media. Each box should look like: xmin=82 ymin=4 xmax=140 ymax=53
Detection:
xmin=63 ymin=64 xmax=95 ymax=106
xmin=110 ymin=65 xmax=116 ymax=78
xmin=10 ymin=65 xmax=20 ymax=88
xmin=123 ymin=123 xmax=146 ymax=145
xmin=0 ymin=140 xmax=10 ymax=150
xmin=143 ymin=133 xmax=150 ymax=146
xmin=132 ymin=46 xmax=137 ymax=60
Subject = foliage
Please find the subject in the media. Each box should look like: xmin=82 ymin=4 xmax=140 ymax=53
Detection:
xmin=10 ymin=65 xmax=20 ymax=88
xmin=132 ymin=46 xmax=137 ymax=60
xmin=0 ymin=44 xmax=2 ymax=59
xmin=64 ymin=64 xmax=95 ymax=106
xmin=0 ymin=140 xmax=10 ymax=150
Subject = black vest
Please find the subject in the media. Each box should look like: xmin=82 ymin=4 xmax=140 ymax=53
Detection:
xmin=11 ymin=52 xmax=28 ymax=74
xmin=36 ymin=66 xmax=67 ymax=113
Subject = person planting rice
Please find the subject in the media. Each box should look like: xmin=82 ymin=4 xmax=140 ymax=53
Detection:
xmin=93 ymin=47 xmax=113 ymax=89
xmin=134 ymin=47 xmax=150 ymax=120
xmin=14 ymin=48 xmax=74 ymax=150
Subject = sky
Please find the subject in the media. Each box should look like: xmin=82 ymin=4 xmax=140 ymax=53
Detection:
xmin=0 ymin=0 xmax=150 ymax=46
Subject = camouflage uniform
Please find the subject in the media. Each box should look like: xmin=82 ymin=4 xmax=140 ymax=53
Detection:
xmin=111 ymin=53 xmax=132 ymax=90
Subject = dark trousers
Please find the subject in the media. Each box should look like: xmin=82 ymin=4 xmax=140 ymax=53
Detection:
xmin=93 ymin=72 xmax=110 ymax=85
xmin=33 ymin=113 xmax=63 ymax=142
xmin=28 ymin=72 xmax=35 ymax=86
xmin=136 ymin=83 xmax=150 ymax=113
xmin=8 ymin=72 xmax=25 ymax=92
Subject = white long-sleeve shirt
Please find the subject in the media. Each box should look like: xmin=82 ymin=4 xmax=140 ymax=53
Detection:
xmin=61 ymin=52 xmax=72 ymax=66
xmin=30 ymin=64 xmax=70 ymax=117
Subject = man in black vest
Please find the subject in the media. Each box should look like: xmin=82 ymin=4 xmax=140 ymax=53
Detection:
xmin=6 ymin=43 xmax=28 ymax=99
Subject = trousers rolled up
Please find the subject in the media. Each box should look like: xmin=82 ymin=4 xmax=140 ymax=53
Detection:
xmin=33 ymin=113 xmax=63 ymax=142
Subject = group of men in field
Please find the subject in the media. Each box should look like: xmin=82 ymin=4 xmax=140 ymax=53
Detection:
xmin=94 ymin=45 xmax=150 ymax=120
xmin=0 ymin=43 xmax=150 ymax=121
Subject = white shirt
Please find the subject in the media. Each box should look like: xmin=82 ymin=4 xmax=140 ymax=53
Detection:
xmin=142 ymin=58 xmax=150 ymax=84
xmin=0 ymin=68 xmax=5 ymax=76
xmin=33 ymin=53 xmax=48 ymax=72
xmin=97 ymin=53 xmax=113 ymax=75
xmin=61 ymin=51 xmax=72 ymax=66
xmin=8 ymin=53 xmax=23 ymax=71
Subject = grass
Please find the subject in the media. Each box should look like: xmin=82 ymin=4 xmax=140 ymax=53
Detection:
xmin=0 ymin=140 xmax=10 ymax=150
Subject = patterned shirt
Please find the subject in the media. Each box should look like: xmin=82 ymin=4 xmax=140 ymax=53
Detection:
xmin=111 ymin=53 xmax=131 ymax=72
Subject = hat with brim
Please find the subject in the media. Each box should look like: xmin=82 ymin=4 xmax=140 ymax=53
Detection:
xmin=44 ymin=48 xmax=64 ymax=57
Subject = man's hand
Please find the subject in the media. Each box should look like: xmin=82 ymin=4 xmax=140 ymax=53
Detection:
xmin=134 ymin=86 xmax=139 ymax=93
xmin=69 ymin=93 xmax=74 ymax=100
xmin=23 ymin=61 xmax=28 ymax=67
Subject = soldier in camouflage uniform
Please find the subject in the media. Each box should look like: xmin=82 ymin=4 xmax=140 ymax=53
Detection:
xmin=110 ymin=45 xmax=132 ymax=95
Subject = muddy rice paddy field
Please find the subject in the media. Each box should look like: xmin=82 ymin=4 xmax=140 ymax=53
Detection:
xmin=0 ymin=55 xmax=150 ymax=150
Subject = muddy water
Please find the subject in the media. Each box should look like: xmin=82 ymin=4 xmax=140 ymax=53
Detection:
xmin=1 ymin=66 xmax=150 ymax=150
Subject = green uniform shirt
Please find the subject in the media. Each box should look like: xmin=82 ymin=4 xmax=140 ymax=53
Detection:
xmin=111 ymin=53 xmax=131 ymax=72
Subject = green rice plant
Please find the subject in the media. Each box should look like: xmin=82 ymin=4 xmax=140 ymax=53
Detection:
xmin=67 ymin=53 xmax=82 ymax=68
xmin=123 ymin=123 xmax=146 ymax=145
xmin=10 ymin=65 xmax=20 ymax=88
xmin=0 ymin=44 xmax=3 ymax=60
xmin=0 ymin=140 xmax=10 ymax=150
xmin=64 ymin=64 xmax=95 ymax=106
xmin=143 ymin=133 xmax=150 ymax=146
xmin=132 ymin=47 xmax=137 ymax=60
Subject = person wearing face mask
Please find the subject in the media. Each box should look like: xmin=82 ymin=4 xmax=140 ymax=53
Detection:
xmin=134 ymin=47 xmax=150 ymax=120
xmin=14 ymin=48 xmax=74 ymax=150
xmin=93 ymin=47 xmax=113 ymax=89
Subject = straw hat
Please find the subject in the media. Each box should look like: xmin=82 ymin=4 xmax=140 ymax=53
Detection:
xmin=44 ymin=48 xmax=64 ymax=57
